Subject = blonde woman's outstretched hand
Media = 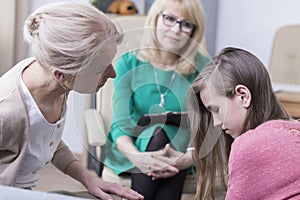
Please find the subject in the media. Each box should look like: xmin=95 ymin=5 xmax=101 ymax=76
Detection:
xmin=66 ymin=160 xmax=144 ymax=200
xmin=84 ymin=172 xmax=144 ymax=200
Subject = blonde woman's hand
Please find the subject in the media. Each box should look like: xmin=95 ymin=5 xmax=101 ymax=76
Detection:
xmin=84 ymin=173 xmax=144 ymax=200
xmin=65 ymin=160 xmax=144 ymax=200
xmin=116 ymin=136 xmax=179 ymax=175
xmin=148 ymin=144 xmax=193 ymax=179
xmin=127 ymin=149 xmax=179 ymax=175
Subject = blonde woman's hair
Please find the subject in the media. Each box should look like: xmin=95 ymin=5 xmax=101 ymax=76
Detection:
xmin=188 ymin=47 xmax=290 ymax=199
xmin=23 ymin=2 xmax=122 ymax=75
xmin=137 ymin=0 xmax=206 ymax=74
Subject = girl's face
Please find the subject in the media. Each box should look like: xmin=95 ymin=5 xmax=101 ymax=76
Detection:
xmin=155 ymin=5 xmax=194 ymax=52
xmin=200 ymin=85 xmax=250 ymax=139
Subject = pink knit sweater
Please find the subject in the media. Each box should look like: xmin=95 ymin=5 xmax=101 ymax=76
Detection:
xmin=226 ymin=120 xmax=300 ymax=200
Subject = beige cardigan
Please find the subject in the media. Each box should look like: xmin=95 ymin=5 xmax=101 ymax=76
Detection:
xmin=0 ymin=58 xmax=78 ymax=186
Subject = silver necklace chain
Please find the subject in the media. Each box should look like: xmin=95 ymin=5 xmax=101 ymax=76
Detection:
xmin=153 ymin=68 xmax=176 ymax=108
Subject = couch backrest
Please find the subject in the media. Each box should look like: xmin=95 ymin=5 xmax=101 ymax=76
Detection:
xmin=269 ymin=25 xmax=300 ymax=85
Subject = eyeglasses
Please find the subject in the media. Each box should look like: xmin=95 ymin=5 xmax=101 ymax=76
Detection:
xmin=159 ymin=13 xmax=196 ymax=34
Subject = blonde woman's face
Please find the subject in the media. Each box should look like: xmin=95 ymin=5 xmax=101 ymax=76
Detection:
xmin=200 ymin=86 xmax=247 ymax=139
xmin=156 ymin=5 xmax=192 ymax=52
xmin=71 ymin=44 xmax=117 ymax=94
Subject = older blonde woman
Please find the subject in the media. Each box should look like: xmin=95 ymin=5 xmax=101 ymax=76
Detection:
xmin=104 ymin=0 xmax=209 ymax=199
xmin=0 ymin=2 xmax=143 ymax=200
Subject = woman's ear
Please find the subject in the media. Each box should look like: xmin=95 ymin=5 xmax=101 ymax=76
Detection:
xmin=52 ymin=69 xmax=65 ymax=83
xmin=235 ymin=84 xmax=252 ymax=108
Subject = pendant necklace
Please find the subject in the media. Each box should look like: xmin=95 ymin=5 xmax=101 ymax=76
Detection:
xmin=153 ymin=68 xmax=176 ymax=108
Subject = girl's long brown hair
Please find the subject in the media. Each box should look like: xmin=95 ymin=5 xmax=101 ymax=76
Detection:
xmin=188 ymin=47 xmax=290 ymax=200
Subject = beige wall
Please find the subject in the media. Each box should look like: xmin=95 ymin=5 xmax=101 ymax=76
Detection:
xmin=0 ymin=0 xmax=28 ymax=76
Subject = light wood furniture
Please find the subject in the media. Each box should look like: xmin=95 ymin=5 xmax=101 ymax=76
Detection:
xmin=268 ymin=25 xmax=300 ymax=119
xmin=276 ymin=92 xmax=300 ymax=118
xmin=269 ymin=25 xmax=300 ymax=85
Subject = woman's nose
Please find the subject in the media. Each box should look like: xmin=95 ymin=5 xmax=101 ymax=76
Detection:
xmin=171 ymin=22 xmax=181 ymax=33
xmin=107 ymin=64 xmax=116 ymax=79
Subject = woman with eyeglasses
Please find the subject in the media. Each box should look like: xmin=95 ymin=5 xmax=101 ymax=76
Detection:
xmin=104 ymin=0 xmax=210 ymax=199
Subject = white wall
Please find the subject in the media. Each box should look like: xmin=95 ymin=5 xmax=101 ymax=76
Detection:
xmin=29 ymin=0 xmax=89 ymax=11
xmin=202 ymin=0 xmax=219 ymax=56
xmin=131 ymin=0 xmax=146 ymax=14
xmin=0 ymin=0 xmax=16 ymax=74
xmin=215 ymin=0 xmax=300 ymax=67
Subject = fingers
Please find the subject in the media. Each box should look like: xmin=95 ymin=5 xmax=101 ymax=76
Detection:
xmin=90 ymin=187 xmax=114 ymax=200
xmin=154 ymin=154 xmax=172 ymax=163
xmin=157 ymin=164 xmax=179 ymax=173
xmin=153 ymin=151 xmax=183 ymax=166
xmin=146 ymin=163 xmax=179 ymax=178
xmin=104 ymin=183 xmax=144 ymax=200
xmin=117 ymin=187 xmax=144 ymax=200
xmin=152 ymin=147 xmax=168 ymax=156
xmin=148 ymin=170 xmax=178 ymax=180
xmin=164 ymin=143 xmax=171 ymax=149
xmin=148 ymin=165 xmax=179 ymax=174
xmin=135 ymin=149 xmax=182 ymax=175
xmin=147 ymin=160 xmax=179 ymax=173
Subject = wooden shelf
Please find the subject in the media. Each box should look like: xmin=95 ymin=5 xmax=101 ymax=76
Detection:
xmin=275 ymin=92 xmax=300 ymax=118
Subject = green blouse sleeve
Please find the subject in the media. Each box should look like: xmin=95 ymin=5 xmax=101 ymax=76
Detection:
xmin=110 ymin=53 xmax=137 ymax=142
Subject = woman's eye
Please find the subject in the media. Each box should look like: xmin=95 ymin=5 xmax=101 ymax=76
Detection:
xmin=165 ymin=15 xmax=176 ymax=22
xmin=181 ymin=21 xmax=193 ymax=28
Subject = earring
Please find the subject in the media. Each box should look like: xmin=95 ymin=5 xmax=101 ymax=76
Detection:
xmin=60 ymin=82 xmax=69 ymax=92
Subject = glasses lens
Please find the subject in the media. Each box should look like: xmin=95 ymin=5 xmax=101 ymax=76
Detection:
xmin=180 ymin=21 xmax=195 ymax=33
xmin=162 ymin=14 xmax=176 ymax=27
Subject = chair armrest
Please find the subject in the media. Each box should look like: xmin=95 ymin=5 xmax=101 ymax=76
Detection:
xmin=84 ymin=109 xmax=107 ymax=146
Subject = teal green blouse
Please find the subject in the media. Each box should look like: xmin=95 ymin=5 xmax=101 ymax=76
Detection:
xmin=104 ymin=52 xmax=210 ymax=175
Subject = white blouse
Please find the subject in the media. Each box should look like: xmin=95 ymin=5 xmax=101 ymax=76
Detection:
xmin=15 ymin=76 xmax=66 ymax=188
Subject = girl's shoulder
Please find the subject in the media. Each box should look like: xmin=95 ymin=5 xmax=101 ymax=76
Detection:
xmin=233 ymin=119 xmax=300 ymax=152
xmin=246 ymin=119 xmax=300 ymax=136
